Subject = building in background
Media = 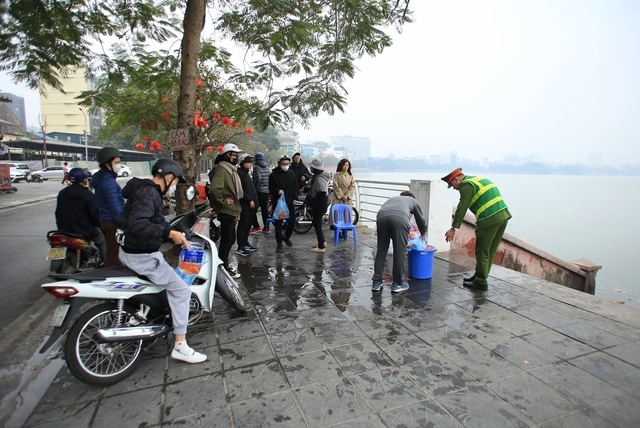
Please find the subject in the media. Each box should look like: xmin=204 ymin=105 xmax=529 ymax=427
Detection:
xmin=39 ymin=67 xmax=102 ymax=145
xmin=0 ymin=93 xmax=27 ymax=130
xmin=427 ymin=151 xmax=457 ymax=165
xmin=329 ymin=135 xmax=370 ymax=160
xmin=277 ymin=130 xmax=299 ymax=155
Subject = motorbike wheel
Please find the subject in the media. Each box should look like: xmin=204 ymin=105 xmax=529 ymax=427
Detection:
xmin=215 ymin=266 xmax=247 ymax=314
xmin=351 ymin=207 xmax=359 ymax=226
xmin=57 ymin=251 xmax=77 ymax=274
xmin=293 ymin=209 xmax=313 ymax=234
xmin=64 ymin=302 xmax=144 ymax=386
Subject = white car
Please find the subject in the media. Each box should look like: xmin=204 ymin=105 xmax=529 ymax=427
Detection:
xmin=8 ymin=163 xmax=30 ymax=182
xmin=32 ymin=165 xmax=65 ymax=180
xmin=90 ymin=165 xmax=132 ymax=177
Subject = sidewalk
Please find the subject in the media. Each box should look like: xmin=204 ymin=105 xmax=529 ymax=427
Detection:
xmin=5 ymin=226 xmax=640 ymax=427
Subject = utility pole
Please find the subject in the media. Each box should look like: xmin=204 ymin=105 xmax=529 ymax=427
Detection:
xmin=79 ymin=107 xmax=88 ymax=166
xmin=39 ymin=115 xmax=49 ymax=167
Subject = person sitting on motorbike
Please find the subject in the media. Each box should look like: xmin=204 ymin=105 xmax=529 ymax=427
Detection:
xmin=55 ymin=167 xmax=106 ymax=261
xmin=116 ymin=159 xmax=207 ymax=364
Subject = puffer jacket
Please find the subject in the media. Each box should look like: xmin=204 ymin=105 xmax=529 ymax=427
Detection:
xmin=252 ymin=160 xmax=270 ymax=193
xmin=117 ymin=177 xmax=171 ymax=254
xmin=92 ymin=168 xmax=124 ymax=222
xmin=55 ymin=184 xmax=101 ymax=240
xmin=269 ymin=166 xmax=298 ymax=207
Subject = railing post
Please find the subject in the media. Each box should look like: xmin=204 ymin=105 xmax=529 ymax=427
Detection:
xmin=572 ymin=258 xmax=602 ymax=295
xmin=409 ymin=180 xmax=454 ymax=252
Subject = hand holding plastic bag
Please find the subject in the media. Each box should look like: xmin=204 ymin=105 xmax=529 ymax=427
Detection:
xmin=273 ymin=194 xmax=290 ymax=220
xmin=407 ymin=235 xmax=427 ymax=251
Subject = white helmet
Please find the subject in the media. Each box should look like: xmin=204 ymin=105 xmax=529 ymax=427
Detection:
xmin=221 ymin=143 xmax=242 ymax=154
xmin=238 ymin=153 xmax=254 ymax=164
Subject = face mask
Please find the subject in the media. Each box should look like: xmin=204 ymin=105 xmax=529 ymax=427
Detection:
xmin=111 ymin=163 xmax=122 ymax=174
xmin=281 ymin=165 xmax=289 ymax=172
xmin=230 ymin=158 xmax=239 ymax=166
xmin=168 ymin=184 xmax=176 ymax=195
xmin=164 ymin=177 xmax=176 ymax=195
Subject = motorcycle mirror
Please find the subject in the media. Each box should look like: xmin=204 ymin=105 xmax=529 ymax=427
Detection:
xmin=186 ymin=186 xmax=196 ymax=201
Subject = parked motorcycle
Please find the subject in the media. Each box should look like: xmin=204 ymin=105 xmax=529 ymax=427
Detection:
xmin=292 ymin=180 xmax=359 ymax=234
xmin=39 ymin=195 xmax=247 ymax=386
xmin=25 ymin=172 xmax=44 ymax=183
xmin=46 ymin=231 xmax=104 ymax=273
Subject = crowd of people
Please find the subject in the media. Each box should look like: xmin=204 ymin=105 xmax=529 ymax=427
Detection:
xmin=53 ymin=145 xmax=510 ymax=366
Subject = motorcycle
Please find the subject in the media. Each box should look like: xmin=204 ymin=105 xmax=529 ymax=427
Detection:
xmin=292 ymin=180 xmax=359 ymax=234
xmin=39 ymin=188 xmax=247 ymax=386
xmin=46 ymin=231 xmax=104 ymax=273
xmin=167 ymin=183 xmax=220 ymax=242
xmin=25 ymin=172 xmax=44 ymax=183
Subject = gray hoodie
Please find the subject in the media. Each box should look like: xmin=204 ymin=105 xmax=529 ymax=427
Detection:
xmin=377 ymin=196 xmax=427 ymax=236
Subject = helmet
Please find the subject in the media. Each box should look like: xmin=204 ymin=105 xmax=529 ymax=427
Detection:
xmin=220 ymin=143 xmax=242 ymax=154
xmin=68 ymin=167 xmax=90 ymax=184
xmin=97 ymin=147 xmax=122 ymax=164
xmin=238 ymin=154 xmax=254 ymax=164
xmin=254 ymin=152 xmax=265 ymax=161
xmin=278 ymin=154 xmax=290 ymax=164
xmin=152 ymin=159 xmax=186 ymax=183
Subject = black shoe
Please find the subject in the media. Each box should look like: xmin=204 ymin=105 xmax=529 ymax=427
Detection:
xmin=463 ymin=275 xmax=475 ymax=283
xmin=276 ymin=243 xmax=283 ymax=253
xmin=463 ymin=280 xmax=488 ymax=291
xmin=283 ymin=237 xmax=293 ymax=247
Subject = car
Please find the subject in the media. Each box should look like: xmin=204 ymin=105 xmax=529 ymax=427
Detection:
xmin=8 ymin=163 xmax=30 ymax=182
xmin=32 ymin=166 xmax=65 ymax=180
xmin=90 ymin=165 xmax=132 ymax=177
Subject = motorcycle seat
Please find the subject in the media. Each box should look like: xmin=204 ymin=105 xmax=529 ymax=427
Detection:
xmin=49 ymin=266 xmax=152 ymax=283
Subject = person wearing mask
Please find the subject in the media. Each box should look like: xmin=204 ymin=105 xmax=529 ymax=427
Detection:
xmin=330 ymin=159 xmax=356 ymax=231
xmin=372 ymin=192 xmax=427 ymax=293
xmin=442 ymin=168 xmax=512 ymax=291
xmin=305 ymin=158 xmax=331 ymax=253
xmin=269 ymin=155 xmax=298 ymax=253
xmin=117 ymin=159 xmax=206 ymax=364
xmin=92 ymin=147 xmax=125 ymax=267
xmin=251 ymin=152 xmax=270 ymax=233
xmin=55 ymin=168 xmax=106 ymax=262
xmin=209 ymin=143 xmax=243 ymax=278
xmin=236 ymin=154 xmax=259 ymax=257
xmin=290 ymin=152 xmax=311 ymax=195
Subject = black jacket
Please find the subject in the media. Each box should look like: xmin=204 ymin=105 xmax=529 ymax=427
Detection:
xmin=55 ymin=184 xmax=101 ymax=240
xmin=117 ymin=178 xmax=172 ymax=254
xmin=238 ymin=168 xmax=258 ymax=210
xmin=290 ymin=160 xmax=311 ymax=188
xmin=269 ymin=166 xmax=298 ymax=207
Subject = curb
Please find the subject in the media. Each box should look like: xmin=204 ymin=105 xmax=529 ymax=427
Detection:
xmin=0 ymin=194 xmax=57 ymax=211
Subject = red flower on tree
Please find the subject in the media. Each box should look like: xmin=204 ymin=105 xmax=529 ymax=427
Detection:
xmin=161 ymin=112 xmax=170 ymax=120
xmin=136 ymin=143 xmax=144 ymax=150
xmin=151 ymin=141 xmax=161 ymax=149
xmin=207 ymin=146 xmax=213 ymax=151
xmin=246 ymin=127 xmax=254 ymax=134
xmin=194 ymin=113 xmax=201 ymax=127
xmin=213 ymin=113 xmax=221 ymax=119
xmin=143 ymin=136 xmax=149 ymax=141
xmin=231 ymin=121 xmax=239 ymax=128
xmin=162 ymin=97 xmax=169 ymax=103
xmin=217 ymin=145 xmax=224 ymax=153
xmin=221 ymin=117 xmax=231 ymax=125
xmin=149 ymin=147 xmax=155 ymax=152
xmin=195 ymin=78 xmax=204 ymax=89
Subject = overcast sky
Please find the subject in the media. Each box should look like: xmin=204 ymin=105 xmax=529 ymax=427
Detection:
xmin=2 ymin=0 xmax=639 ymax=165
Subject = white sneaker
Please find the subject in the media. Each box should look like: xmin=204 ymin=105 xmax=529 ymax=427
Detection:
xmin=171 ymin=346 xmax=207 ymax=364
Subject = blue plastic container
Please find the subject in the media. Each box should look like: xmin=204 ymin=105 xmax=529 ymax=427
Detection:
xmin=408 ymin=245 xmax=437 ymax=279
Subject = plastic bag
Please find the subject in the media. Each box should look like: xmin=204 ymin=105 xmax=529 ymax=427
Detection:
xmin=175 ymin=250 xmax=207 ymax=286
xmin=272 ymin=194 xmax=290 ymax=220
xmin=407 ymin=235 xmax=427 ymax=251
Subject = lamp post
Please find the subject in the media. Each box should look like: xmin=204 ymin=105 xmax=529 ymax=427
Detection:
xmin=78 ymin=107 xmax=88 ymax=166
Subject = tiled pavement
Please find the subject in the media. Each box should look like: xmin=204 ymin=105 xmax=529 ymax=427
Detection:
xmin=19 ymin=227 xmax=640 ymax=427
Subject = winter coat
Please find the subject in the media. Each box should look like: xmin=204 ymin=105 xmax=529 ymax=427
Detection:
xmin=209 ymin=161 xmax=242 ymax=217
xmin=117 ymin=178 xmax=172 ymax=254
xmin=238 ymin=168 xmax=258 ymax=211
xmin=306 ymin=171 xmax=330 ymax=213
xmin=269 ymin=166 xmax=298 ymax=207
xmin=252 ymin=160 xmax=270 ymax=193
xmin=55 ymin=184 xmax=101 ymax=240
xmin=92 ymin=168 xmax=124 ymax=222
xmin=331 ymin=171 xmax=356 ymax=207
xmin=290 ymin=160 xmax=311 ymax=188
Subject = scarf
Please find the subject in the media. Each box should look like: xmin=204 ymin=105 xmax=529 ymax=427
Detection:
xmin=218 ymin=161 xmax=243 ymax=200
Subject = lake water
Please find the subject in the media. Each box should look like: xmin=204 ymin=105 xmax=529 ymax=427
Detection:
xmin=355 ymin=171 xmax=640 ymax=309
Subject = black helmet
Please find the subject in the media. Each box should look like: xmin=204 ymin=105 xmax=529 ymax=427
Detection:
xmin=152 ymin=159 xmax=186 ymax=183
xmin=97 ymin=147 xmax=122 ymax=164
xmin=68 ymin=167 xmax=90 ymax=184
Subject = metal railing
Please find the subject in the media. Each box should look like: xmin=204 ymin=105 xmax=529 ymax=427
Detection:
xmin=354 ymin=179 xmax=410 ymax=225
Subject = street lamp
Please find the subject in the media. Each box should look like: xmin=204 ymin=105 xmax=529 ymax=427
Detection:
xmin=78 ymin=107 xmax=88 ymax=166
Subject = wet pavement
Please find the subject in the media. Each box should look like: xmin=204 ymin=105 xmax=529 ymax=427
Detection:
xmin=5 ymin=226 xmax=640 ymax=427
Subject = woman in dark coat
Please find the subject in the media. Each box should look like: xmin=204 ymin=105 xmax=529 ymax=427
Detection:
xmin=268 ymin=155 xmax=298 ymax=253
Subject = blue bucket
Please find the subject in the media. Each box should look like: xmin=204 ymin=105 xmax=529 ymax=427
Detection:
xmin=408 ymin=245 xmax=437 ymax=279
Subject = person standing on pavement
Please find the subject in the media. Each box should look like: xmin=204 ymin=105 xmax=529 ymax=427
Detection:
xmin=305 ymin=158 xmax=331 ymax=253
xmin=61 ymin=162 xmax=69 ymax=184
xmin=209 ymin=143 xmax=243 ymax=278
xmin=236 ymin=154 xmax=258 ymax=257
xmin=117 ymin=159 xmax=206 ymax=364
xmin=251 ymin=152 xmax=270 ymax=233
xmin=290 ymin=152 xmax=311 ymax=196
xmin=372 ymin=192 xmax=427 ymax=293
xmin=92 ymin=147 xmax=125 ymax=267
xmin=269 ymin=155 xmax=298 ymax=253
xmin=55 ymin=168 xmax=106 ymax=261
xmin=330 ymin=159 xmax=356 ymax=230
xmin=442 ymin=168 xmax=512 ymax=291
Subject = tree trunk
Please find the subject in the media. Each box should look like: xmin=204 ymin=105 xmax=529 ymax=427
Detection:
xmin=175 ymin=0 xmax=206 ymax=214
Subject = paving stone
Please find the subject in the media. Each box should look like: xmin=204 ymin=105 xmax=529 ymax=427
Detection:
xmin=280 ymin=350 xmax=343 ymax=388
xmin=92 ymin=386 xmax=163 ymax=427
xmin=415 ymin=325 xmax=481 ymax=355
xmin=379 ymin=399 xmax=463 ymax=427
xmin=327 ymin=341 xmax=395 ymax=375
xmin=268 ymin=327 xmax=326 ymax=357
xmin=569 ymin=351 xmax=640 ymax=393
xmin=592 ymin=393 xmax=640 ymax=427
xmin=603 ymin=341 xmax=640 ymax=369
xmin=444 ymin=342 xmax=523 ymax=382
xmin=537 ymin=408 xmax=618 ymax=428
xmin=224 ymin=361 xmax=289 ymax=403
xmin=349 ymin=368 xmax=430 ymax=412
xmin=520 ymin=328 xmax=597 ymax=360
xmin=401 ymin=354 xmax=479 ymax=397
xmin=230 ymin=390 xmax=306 ymax=427
xmin=219 ymin=335 xmax=274 ymax=370
xmin=554 ymin=322 xmax=629 ymax=350
xmin=487 ymin=336 xmax=562 ymax=370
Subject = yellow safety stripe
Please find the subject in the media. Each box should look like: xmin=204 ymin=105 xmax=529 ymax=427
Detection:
xmin=468 ymin=177 xmax=496 ymax=206
xmin=475 ymin=195 xmax=504 ymax=218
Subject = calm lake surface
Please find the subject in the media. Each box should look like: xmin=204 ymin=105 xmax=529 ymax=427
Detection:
xmin=355 ymin=171 xmax=640 ymax=309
